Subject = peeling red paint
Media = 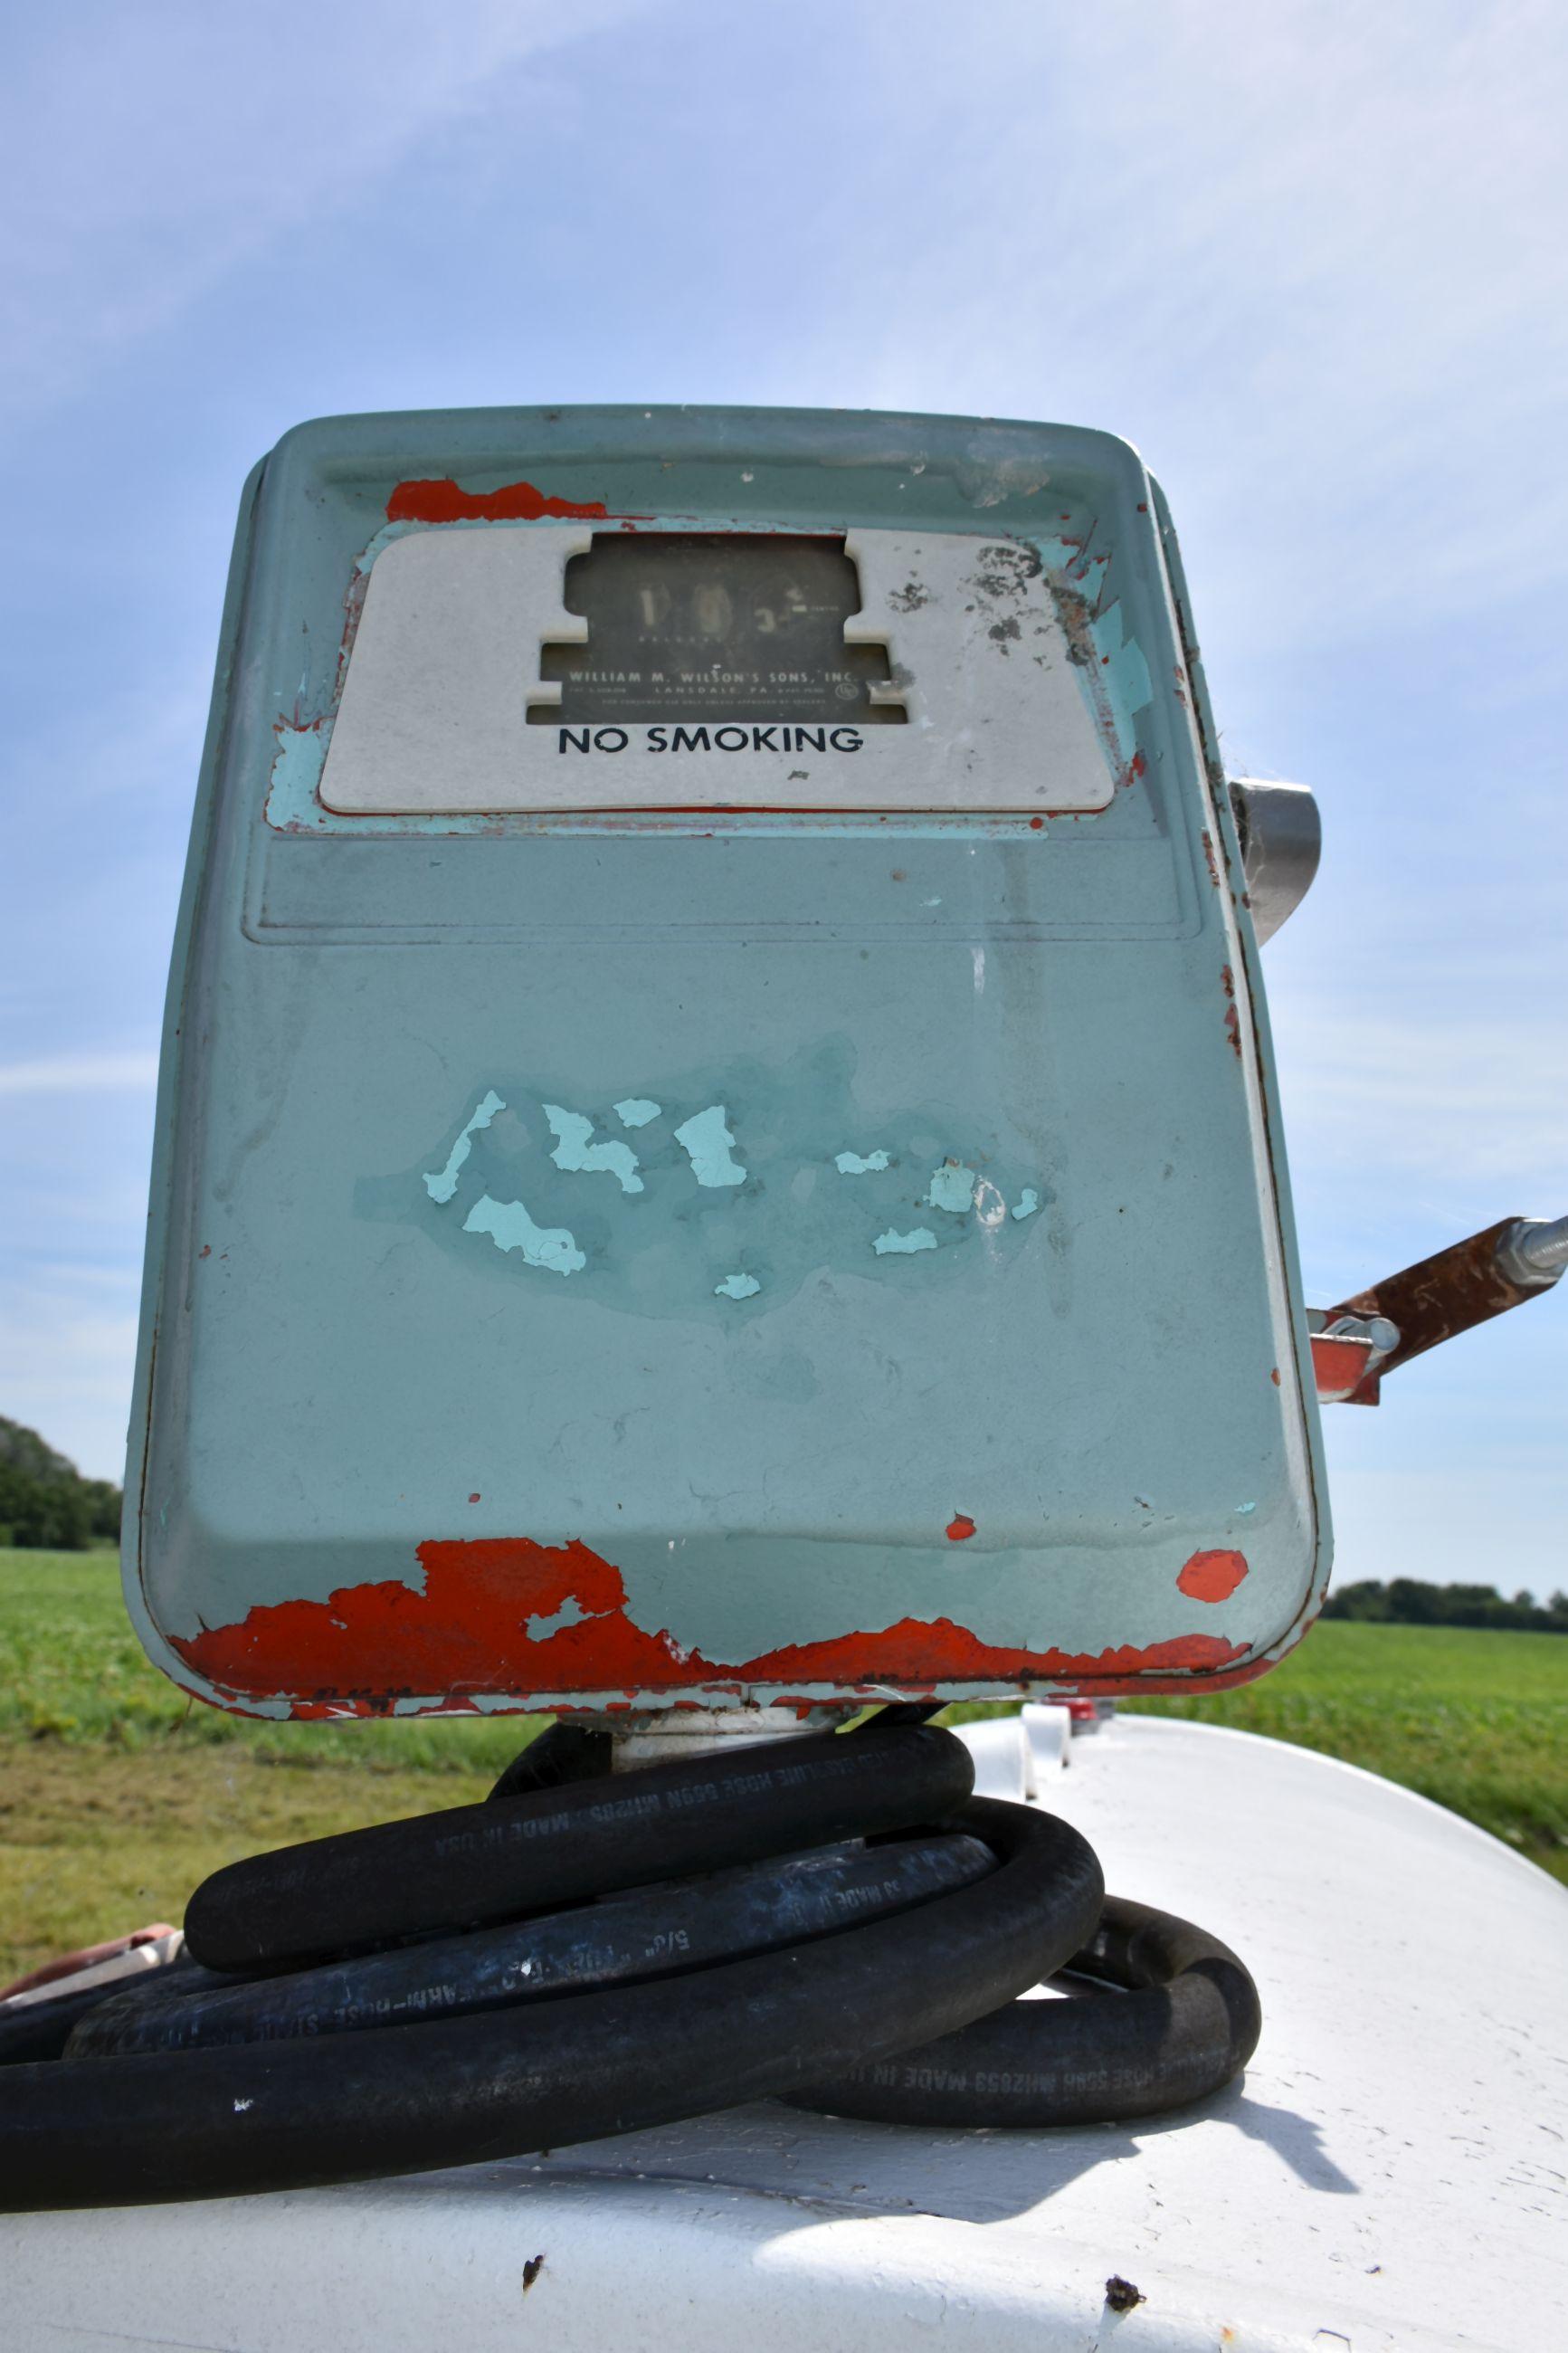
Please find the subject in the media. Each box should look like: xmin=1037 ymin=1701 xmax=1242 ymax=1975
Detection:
xmin=171 ymin=1536 xmax=1250 ymax=1707
xmin=197 ymin=1245 xmax=211 ymax=1261
xmin=1311 ymin=1332 xmax=1379 ymax=1404
xmin=1176 ymin=1548 xmax=1250 ymax=1603
xmin=946 ymin=1514 xmax=976 ymax=1542
xmin=1200 ymin=829 xmax=1222 ymax=889
xmin=1223 ymin=1004 xmax=1241 ymax=1057
xmin=468 ymin=1492 xmax=481 ymax=1504
xmin=1029 ymin=815 xmax=1045 ymax=830
xmin=385 ymin=478 xmax=610 ymax=525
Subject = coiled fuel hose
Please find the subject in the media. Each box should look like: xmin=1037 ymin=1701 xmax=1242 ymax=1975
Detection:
xmin=0 ymin=1713 xmax=1260 ymax=2210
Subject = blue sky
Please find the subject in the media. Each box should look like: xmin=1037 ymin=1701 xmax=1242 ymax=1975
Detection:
xmin=2 ymin=0 xmax=1563 ymax=1588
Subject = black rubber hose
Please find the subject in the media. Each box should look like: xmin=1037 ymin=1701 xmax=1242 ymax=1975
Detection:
xmin=0 ymin=1983 xmax=138 ymax=2068
xmin=184 ymin=1723 xmax=973 ymax=1972
xmin=0 ymin=1955 xmax=208 ymax=2068
xmin=787 ymin=1893 xmax=1262 ymax=2127
xmin=68 ymin=1834 xmax=996 ymax=2058
xmin=0 ymin=1795 xmax=1103 ymax=2212
xmin=0 ymin=1717 xmax=1262 ymax=2209
xmin=486 ymin=1717 xmax=613 ymax=1798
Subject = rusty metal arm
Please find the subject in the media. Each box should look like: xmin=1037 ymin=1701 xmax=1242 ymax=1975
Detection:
xmin=1310 ymin=1214 xmax=1567 ymax=1406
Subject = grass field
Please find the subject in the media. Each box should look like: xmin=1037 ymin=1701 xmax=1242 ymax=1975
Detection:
xmin=1 ymin=1549 xmax=1563 ymax=1981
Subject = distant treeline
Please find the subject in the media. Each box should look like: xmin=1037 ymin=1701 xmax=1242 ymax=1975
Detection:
xmin=1325 ymin=1577 xmax=1568 ymax=1634
xmin=0 ymin=1419 xmax=121 ymax=1550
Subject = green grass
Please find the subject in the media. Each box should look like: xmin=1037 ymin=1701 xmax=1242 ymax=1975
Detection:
xmin=0 ymin=1549 xmax=544 ymax=1979
xmin=1 ymin=1551 xmax=1563 ymax=1980
xmin=1123 ymin=1621 xmax=1568 ymax=1886
xmin=0 ymin=1548 xmax=540 ymax=1773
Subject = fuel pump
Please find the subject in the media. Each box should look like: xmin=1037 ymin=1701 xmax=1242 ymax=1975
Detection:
xmin=1 ymin=407 xmax=1560 ymax=2209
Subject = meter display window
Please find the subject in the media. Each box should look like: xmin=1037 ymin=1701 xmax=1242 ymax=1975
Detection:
xmin=529 ymin=534 xmax=907 ymax=726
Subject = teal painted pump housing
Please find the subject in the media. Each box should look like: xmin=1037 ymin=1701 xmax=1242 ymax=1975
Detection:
xmin=124 ymin=408 xmax=1329 ymax=1722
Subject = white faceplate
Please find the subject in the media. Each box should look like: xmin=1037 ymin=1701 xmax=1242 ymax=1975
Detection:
xmin=318 ymin=526 xmax=1121 ymax=814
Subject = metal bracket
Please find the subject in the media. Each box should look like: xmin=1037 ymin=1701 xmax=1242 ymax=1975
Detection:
xmin=1227 ymin=777 xmax=1322 ymax=942
xmin=1311 ymin=1213 xmax=1566 ymax=1405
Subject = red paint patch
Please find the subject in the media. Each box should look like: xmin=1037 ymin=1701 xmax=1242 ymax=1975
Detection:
xmin=385 ymin=478 xmax=610 ymax=525
xmin=1311 ymin=1332 xmax=1379 ymax=1403
xmin=197 ymin=1245 xmax=211 ymax=1260
xmin=468 ymin=1492 xmax=481 ymax=1504
xmin=1223 ymin=1004 xmax=1241 ymax=1057
xmin=171 ymin=1536 xmax=1249 ymax=1706
xmin=946 ymin=1514 xmax=976 ymax=1542
xmin=1176 ymin=1548 xmax=1250 ymax=1603
xmin=1029 ymin=815 xmax=1045 ymax=830
xmin=1270 ymin=1367 xmax=1281 ymax=1386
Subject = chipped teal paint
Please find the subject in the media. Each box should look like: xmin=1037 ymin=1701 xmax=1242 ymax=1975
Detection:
xmin=927 ymin=1161 xmax=977 ymax=1215
xmin=264 ymin=715 xmax=441 ymax=834
xmin=874 ymin=1227 xmax=938 ymax=1255
xmin=461 ymin=1194 xmax=585 ymax=1276
xmin=1088 ymin=602 xmax=1155 ymax=764
xmin=973 ymin=1179 xmax=1008 ymax=1229
xmin=1032 ymin=535 xmax=1154 ymax=770
xmin=424 ymin=1090 xmax=506 ymax=1204
xmin=715 ymin=1272 xmax=763 ymax=1300
xmin=376 ymin=1039 xmax=1043 ymax=1319
xmin=544 ymin=1105 xmax=644 ymax=1195
xmin=351 ymin=519 xmax=419 ymax=576
xmin=265 ymin=724 xmax=329 ymax=829
xmin=835 ymin=1149 xmax=891 ymax=1175
xmin=614 ymin=1098 xmax=661 ymax=1129
xmin=674 ymin=1104 xmax=746 ymax=1187
xmin=1012 ymin=1187 xmax=1041 ymax=1221
xmin=527 ymin=1594 xmax=585 ymax=1637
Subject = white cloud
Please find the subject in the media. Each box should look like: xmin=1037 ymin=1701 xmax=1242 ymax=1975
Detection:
xmin=1275 ymin=1004 xmax=1568 ymax=1196
xmin=1326 ymin=1458 xmax=1566 ymax=1591
xmin=0 ymin=0 xmax=651 ymax=417
xmin=33 ymin=1262 xmax=144 ymax=1291
xmin=0 ymin=1278 xmax=139 ymax=1480
xmin=850 ymin=0 xmax=1568 ymax=653
xmin=0 ymin=1053 xmax=159 ymax=1094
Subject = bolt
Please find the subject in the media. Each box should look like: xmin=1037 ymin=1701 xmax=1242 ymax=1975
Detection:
xmin=1497 ymin=1215 xmax=1568 ymax=1289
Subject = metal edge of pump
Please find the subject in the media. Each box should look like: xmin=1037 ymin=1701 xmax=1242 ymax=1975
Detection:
xmin=1145 ymin=472 xmax=1334 ymax=1669
xmin=120 ymin=455 xmax=271 ymax=1709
